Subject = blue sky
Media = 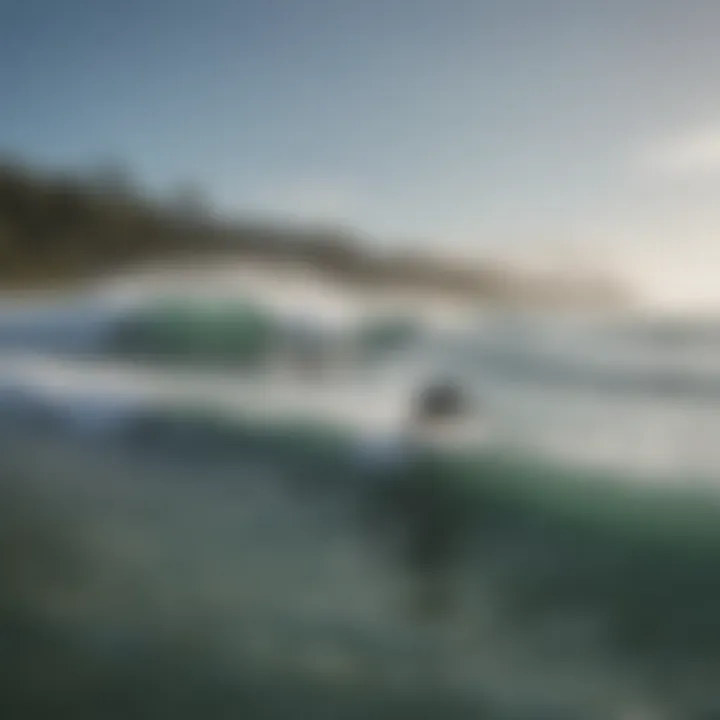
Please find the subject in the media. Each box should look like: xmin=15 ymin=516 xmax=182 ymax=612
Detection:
xmin=4 ymin=0 xmax=720 ymax=289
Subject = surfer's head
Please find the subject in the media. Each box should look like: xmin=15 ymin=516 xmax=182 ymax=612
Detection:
xmin=410 ymin=379 xmax=467 ymax=431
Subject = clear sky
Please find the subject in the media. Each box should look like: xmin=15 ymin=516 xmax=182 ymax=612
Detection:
xmin=3 ymin=0 xmax=720 ymax=300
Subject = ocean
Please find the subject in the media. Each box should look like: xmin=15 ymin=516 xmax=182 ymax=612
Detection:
xmin=3 ymin=270 xmax=720 ymax=718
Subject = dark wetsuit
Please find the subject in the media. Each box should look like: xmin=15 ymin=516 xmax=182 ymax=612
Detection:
xmin=364 ymin=440 xmax=471 ymax=621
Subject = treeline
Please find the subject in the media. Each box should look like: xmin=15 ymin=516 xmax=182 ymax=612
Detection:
xmin=0 ymin=158 xmax=629 ymax=306
xmin=0 ymin=160 xmax=206 ymax=284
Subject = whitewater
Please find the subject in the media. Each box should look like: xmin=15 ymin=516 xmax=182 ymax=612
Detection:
xmin=3 ymin=265 xmax=720 ymax=484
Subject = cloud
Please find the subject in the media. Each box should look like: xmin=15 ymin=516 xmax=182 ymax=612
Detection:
xmin=638 ymin=125 xmax=720 ymax=176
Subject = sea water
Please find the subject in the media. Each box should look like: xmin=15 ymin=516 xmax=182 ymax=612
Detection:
xmin=3 ymin=275 xmax=720 ymax=716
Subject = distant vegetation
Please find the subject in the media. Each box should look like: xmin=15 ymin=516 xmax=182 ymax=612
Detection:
xmin=0 ymin=158 xmax=630 ymax=307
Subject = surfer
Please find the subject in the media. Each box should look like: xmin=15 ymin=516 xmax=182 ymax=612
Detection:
xmin=361 ymin=377 xmax=474 ymax=623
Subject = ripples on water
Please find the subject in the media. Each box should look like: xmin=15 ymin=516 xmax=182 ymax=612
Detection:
xmin=4 ymin=285 xmax=720 ymax=716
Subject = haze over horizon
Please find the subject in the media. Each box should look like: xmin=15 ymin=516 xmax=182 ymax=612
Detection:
xmin=4 ymin=1 xmax=720 ymax=306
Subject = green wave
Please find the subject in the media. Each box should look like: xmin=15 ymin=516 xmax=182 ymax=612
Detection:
xmin=124 ymin=402 xmax=720 ymax=550
xmin=105 ymin=297 xmax=424 ymax=366
xmin=108 ymin=298 xmax=278 ymax=365
xmin=124 ymin=405 xmax=720 ymax=666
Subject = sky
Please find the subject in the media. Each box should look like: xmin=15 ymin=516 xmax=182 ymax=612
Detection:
xmin=4 ymin=0 xmax=720 ymax=304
